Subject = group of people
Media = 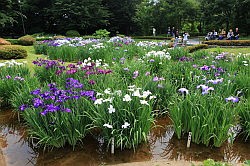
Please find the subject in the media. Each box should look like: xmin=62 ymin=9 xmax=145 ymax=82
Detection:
xmin=206 ymin=28 xmax=240 ymax=40
xmin=168 ymin=27 xmax=190 ymax=46
xmin=226 ymin=28 xmax=239 ymax=40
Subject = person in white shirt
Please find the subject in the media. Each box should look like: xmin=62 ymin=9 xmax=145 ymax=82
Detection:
xmin=152 ymin=28 xmax=156 ymax=37
xmin=182 ymin=32 xmax=190 ymax=46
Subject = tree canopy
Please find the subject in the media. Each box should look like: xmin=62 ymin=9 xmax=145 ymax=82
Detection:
xmin=0 ymin=0 xmax=249 ymax=36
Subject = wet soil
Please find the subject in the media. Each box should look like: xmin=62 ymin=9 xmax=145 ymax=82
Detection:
xmin=0 ymin=109 xmax=249 ymax=166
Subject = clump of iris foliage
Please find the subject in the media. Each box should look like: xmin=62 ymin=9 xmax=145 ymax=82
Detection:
xmin=0 ymin=60 xmax=30 ymax=107
xmin=0 ymin=36 xmax=249 ymax=150
xmin=18 ymin=78 xmax=95 ymax=148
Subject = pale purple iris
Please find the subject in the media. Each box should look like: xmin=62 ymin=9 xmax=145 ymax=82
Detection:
xmin=200 ymin=65 xmax=210 ymax=71
xmin=193 ymin=64 xmax=197 ymax=68
xmin=14 ymin=76 xmax=24 ymax=81
xmin=145 ymin=72 xmax=150 ymax=76
xmin=225 ymin=96 xmax=239 ymax=103
xmin=178 ymin=88 xmax=189 ymax=95
xmin=215 ymin=54 xmax=225 ymax=60
xmin=133 ymin=71 xmax=139 ymax=79
xmin=197 ymin=84 xmax=214 ymax=95
xmin=153 ymin=76 xmax=159 ymax=82
xmin=6 ymin=75 xmax=11 ymax=79
xmin=207 ymin=78 xmax=223 ymax=84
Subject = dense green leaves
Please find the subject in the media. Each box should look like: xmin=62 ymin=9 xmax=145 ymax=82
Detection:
xmin=0 ymin=0 xmax=249 ymax=36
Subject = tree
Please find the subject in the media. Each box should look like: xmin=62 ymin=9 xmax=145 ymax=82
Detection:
xmin=103 ymin=0 xmax=142 ymax=35
xmin=44 ymin=0 xmax=110 ymax=34
xmin=134 ymin=0 xmax=199 ymax=35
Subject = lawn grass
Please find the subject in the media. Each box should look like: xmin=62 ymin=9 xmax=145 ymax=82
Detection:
xmin=206 ymin=47 xmax=250 ymax=54
xmin=0 ymin=45 xmax=46 ymax=73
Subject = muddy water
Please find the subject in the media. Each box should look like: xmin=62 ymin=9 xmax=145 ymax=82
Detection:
xmin=0 ymin=110 xmax=249 ymax=166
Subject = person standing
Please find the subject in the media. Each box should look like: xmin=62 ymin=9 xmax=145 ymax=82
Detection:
xmin=172 ymin=27 xmax=176 ymax=37
xmin=175 ymin=29 xmax=179 ymax=38
xmin=182 ymin=32 xmax=190 ymax=46
xmin=153 ymin=28 xmax=156 ymax=37
xmin=167 ymin=27 xmax=171 ymax=36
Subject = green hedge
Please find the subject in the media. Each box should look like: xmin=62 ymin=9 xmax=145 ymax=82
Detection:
xmin=6 ymin=39 xmax=20 ymax=45
xmin=202 ymin=40 xmax=250 ymax=46
xmin=0 ymin=45 xmax=28 ymax=59
xmin=132 ymin=36 xmax=172 ymax=40
xmin=186 ymin=44 xmax=208 ymax=52
xmin=35 ymin=37 xmax=53 ymax=41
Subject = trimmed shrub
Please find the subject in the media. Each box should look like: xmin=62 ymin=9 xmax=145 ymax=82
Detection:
xmin=93 ymin=29 xmax=110 ymax=38
xmin=0 ymin=45 xmax=28 ymax=59
xmin=186 ymin=44 xmax=208 ymax=52
xmin=18 ymin=35 xmax=36 ymax=46
xmin=202 ymin=40 xmax=250 ymax=46
xmin=0 ymin=38 xmax=11 ymax=45
xmin=65 ymin=30 xmax=80 ymax=37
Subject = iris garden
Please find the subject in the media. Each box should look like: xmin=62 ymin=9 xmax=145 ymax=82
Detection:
xmin=0 ymin=36 xmax=249 ymax=151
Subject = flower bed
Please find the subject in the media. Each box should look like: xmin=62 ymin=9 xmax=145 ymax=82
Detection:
xmin=1 ymin=38 xmax=249 ymax=151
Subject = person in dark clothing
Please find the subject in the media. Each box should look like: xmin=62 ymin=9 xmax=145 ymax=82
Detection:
xmin=234 ymin=28 xmax=239 ymax=40
xmin=172 ymin=27 xmax=176 ymax=37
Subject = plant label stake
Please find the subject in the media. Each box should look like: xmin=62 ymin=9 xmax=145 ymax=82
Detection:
xmin=111 ymin=137 xmax=114 ymax=154
xmin=18 ymin=112 xmax=20 ymax=122
xmin=187 ymin=132 xmax=192 ymax=148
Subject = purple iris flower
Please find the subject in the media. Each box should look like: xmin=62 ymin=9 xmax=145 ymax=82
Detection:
xmin=31 ymin=89 xmax=41 ymax=95
xmin=19 ymin=104 xmax=28 ymax=111
xmin=217 ymin=67 xmax=224 ymax=72
xmin=88 ymin=80 xmax=96 ymax=85
xmin=153 ymin=76 xmax=159 ymax=82
xmin=64 ymin=108 xmax=71 ymax=112
xmin=197 ymin=84 xmax=214 ymax=95
xmin=225 ymin=96 xmax=239 ymax=103
xmin=6 ymin=75 xmax=11 ymax=79
xmin=207 ymin=78 xmax=223 ymax=84
xmin=200 ymin=65 xmax=210 ymax=71
xmin=33 ymin=98 xmax=44 ymax=108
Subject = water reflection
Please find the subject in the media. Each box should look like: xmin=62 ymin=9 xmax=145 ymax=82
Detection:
xmin=0 ymin=111 xmax=249 ymax=166
xmin=0 ymin=109 xmax=38 ymax=166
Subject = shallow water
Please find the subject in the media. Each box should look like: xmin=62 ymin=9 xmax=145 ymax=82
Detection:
xmin=0 ymin=109 xmax=249 ymax=166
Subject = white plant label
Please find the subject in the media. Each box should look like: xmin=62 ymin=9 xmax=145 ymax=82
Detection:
xmin=187 ymin=132 xmax=192 ymax=148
